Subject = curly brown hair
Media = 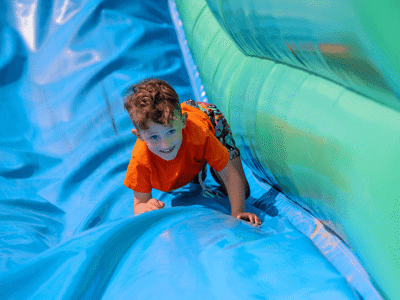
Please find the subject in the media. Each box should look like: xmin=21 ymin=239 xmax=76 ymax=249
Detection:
xmin=124 ymin=78 xmax=182 ymax=131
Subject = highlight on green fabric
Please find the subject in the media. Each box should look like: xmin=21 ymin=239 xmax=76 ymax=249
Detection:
xmin=203 ymin=0 xmax=400 ymax=112
xmin=174 ymin=0 xmax=400 ymax=299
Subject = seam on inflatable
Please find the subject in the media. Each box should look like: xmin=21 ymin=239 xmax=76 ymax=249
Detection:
xmin=191 ymin=5 xmax=208 ymax=37
xmin=199 ymin=28 xmax=221 ymax=77
xmin=211 ymin=41 xmax=230 ymax=85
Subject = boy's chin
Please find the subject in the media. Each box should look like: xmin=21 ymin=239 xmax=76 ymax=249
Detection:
xmin=161 ymin=155 xmax=176 ymax=161
xmin=159 ymin=153 xmax=177 ymax=161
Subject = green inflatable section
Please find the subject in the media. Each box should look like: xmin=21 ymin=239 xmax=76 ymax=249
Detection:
xmin=174 ymin=0 xmax=400 ymax=299
xmin=205 ymin=0 xmax=400 ymax=112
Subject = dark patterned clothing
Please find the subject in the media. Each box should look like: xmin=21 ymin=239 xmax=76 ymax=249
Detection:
xmin=184 ymin=99 xmax=240 ymax=194
xmin=183 ymin=100 xmax=240 ymax=160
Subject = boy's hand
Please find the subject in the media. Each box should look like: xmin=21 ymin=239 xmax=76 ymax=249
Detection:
xmin=234 ymin=212 xmax=262 ymax=226
xmin=135 ymin=198 xmax=165 ymax=215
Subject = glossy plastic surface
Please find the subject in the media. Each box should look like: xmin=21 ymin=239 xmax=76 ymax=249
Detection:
xmin=0 ymin=0 xmax=361 ymax=299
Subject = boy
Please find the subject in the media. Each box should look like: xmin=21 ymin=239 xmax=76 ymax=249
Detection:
xmin=123 ymin=78 xmax=261 ymax=226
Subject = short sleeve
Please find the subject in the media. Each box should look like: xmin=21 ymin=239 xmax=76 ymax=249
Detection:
xmin=124 ymin=157 xmax=152 ymax=193
xmin=203 ymin=131 xmax=229 ymax=172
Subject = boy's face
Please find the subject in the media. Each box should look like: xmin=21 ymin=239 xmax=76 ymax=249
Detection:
xmin=131 ymin=109 xmax=188 ymax=161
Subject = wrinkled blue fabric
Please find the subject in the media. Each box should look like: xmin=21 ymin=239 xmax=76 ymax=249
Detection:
xmin=0 ymin=0 xmax=360 ymax=299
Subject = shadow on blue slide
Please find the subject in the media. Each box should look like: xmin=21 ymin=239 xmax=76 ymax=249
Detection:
xmin=0 ymin=0 xmax=361 ymax=299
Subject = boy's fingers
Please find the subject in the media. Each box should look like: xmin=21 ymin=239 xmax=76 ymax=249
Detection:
xmin=135 ymin=201 xmax=165 ymax=215
xmin=252 ymin=215 xmax=261 ymax=225
xmin=250 ymin=214 xmax=261 ymax=224
xmin=155 ymin=201 xmax=164 ymax=209
xmin=237 ymin=213 xmax=248 ymax=221
xmin=147 ymin=201 xmax=164 ymax=210
xmin=148 ymin=205 xmax=159 ymax=211
xmin=236 ymin=213 xmax=262 ymax=225
xmin=147 ymin=203 xmax=160 ymax=210
xmin=148 ymin=198 xmax=164 ymax=208
xmin=148 ymin=198 xmax=157 ymax=205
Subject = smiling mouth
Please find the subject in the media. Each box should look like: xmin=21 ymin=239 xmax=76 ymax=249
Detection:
xmin=160 ymin=146 xmax=175 ymax=154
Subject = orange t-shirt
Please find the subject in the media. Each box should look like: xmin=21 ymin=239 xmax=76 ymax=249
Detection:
xmin=124 ymin=103 xmax=230 ymax=193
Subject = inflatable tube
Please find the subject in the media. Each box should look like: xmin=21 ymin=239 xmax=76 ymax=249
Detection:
xmin=0 ymin=0 xmax=396 ymax=299
xmin=173 ymin=0 xmax=400 ymax=299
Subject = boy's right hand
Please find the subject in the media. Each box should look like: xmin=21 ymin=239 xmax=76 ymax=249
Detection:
xmin=134 ymin=198 xmax=165 ymax=215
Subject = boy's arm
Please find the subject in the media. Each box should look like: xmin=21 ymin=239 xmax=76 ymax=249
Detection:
xmin=217 ymin=159 xmax=261 ymax=225
xmin=217 ymin=160 xmax=245 ymax=215
xmin=133 ymin=190 xmax=164 ymax=215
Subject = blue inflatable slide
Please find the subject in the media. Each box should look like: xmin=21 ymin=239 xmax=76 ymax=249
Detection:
xmin=1 ymin=0 xmax=398 ymax=299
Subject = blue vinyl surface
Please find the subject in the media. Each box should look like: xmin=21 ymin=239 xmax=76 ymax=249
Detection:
xmin=1 ymin=0 xmax=362 ymax=299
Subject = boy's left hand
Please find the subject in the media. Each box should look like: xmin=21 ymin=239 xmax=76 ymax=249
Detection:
xmin=234 ymin=212 xmax=262 ymax=226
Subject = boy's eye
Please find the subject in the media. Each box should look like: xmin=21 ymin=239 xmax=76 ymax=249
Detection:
xmin=148 ymin=129 xmax=175 ymax=141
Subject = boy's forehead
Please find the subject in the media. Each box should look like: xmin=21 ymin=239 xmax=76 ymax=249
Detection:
xmin=145 ymin=124 xmax=172 ymax=134
xmin=138 ymin=109 xmax=183 ymax=134
xmin=142 ymin=118 xmax=179 ymax=134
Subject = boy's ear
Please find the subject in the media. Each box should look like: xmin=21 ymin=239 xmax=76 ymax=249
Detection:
xmin=131 ymin=128 xmax=144 ymax=141
xmin=182 ymin=112 xmax=188 ymax=129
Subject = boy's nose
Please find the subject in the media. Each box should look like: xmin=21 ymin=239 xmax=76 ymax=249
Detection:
xmin=161 ymin=137 xmax=172 ymax=148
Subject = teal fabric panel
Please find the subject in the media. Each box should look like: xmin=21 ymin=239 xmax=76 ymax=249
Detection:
xmin=205 ymin=0 xmax=400 ymax=112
